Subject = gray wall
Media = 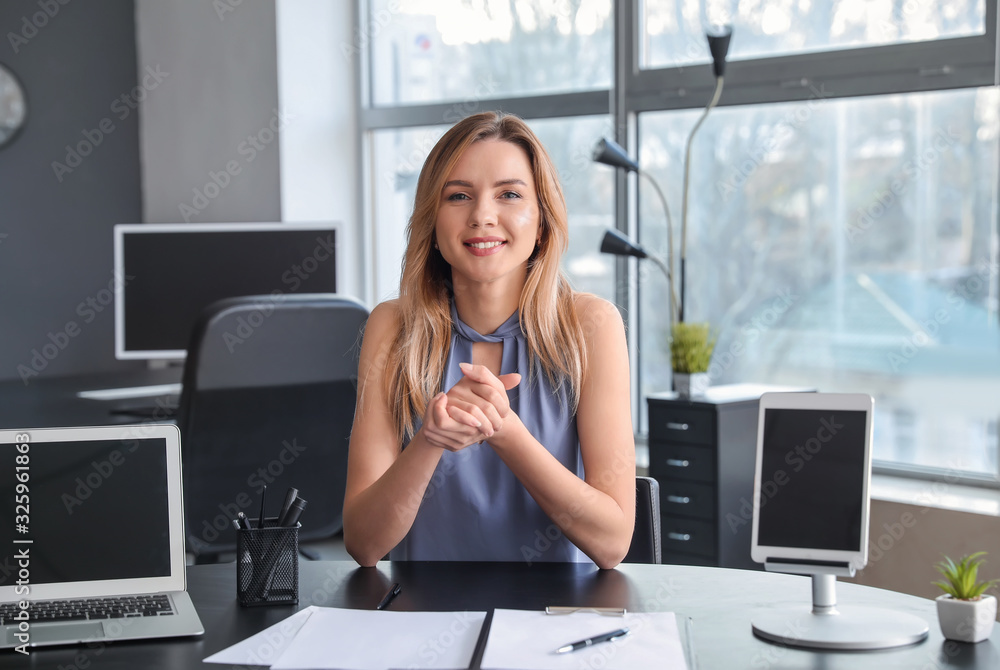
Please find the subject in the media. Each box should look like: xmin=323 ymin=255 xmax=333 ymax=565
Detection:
xmin=135 ymin=0 xmax=281 ymax=224
xmin=847 ymin=499 xmax=1000 ymax=621
xmin=0 ymin=0 xmax=143 ymax=383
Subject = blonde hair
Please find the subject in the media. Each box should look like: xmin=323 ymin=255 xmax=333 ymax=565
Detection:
xmin=385 ymin=111 xmax=586 ymax=441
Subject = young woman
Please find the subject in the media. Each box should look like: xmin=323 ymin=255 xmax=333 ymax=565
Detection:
xmin=343 ymin=112 xmax=635 ymax=569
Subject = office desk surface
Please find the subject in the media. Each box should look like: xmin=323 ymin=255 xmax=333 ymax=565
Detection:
xmin=4 ymin=561 xmax=998 ymax=669
xmin=0 ymin=368 xmax=182 ymax=429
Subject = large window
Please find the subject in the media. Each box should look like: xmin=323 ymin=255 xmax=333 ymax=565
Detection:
xmin=360 ymin=0 xmax=1000 ymax=484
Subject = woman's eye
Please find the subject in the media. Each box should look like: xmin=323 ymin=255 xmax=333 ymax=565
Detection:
xmin=500 ymin=191 xmax=521 ymax=199
xmin=446 ymin=192 xmax=470 ymax=201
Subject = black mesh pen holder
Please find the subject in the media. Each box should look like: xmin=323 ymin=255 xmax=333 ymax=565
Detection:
xmin=237 ymin=519 xmax=299 ymax=606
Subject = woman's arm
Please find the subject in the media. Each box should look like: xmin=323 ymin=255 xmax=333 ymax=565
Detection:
xmin=342 ymin=302 xmax=494 ymax=566
xmin=461 ymin=295 xmax=636 ymax=569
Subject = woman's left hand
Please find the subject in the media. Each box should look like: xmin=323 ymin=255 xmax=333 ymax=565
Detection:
xmin=446 ymin=362 xmax=521 ymax=442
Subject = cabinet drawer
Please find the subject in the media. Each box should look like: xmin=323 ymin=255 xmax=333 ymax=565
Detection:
xmin=647 ymin=406 xmax=714 ymax=445
xmin=660 ymin=480 xmax=715 ymax=520
xmin=662 ymin=517 xmax=716 ymax=558
xmin=648 ymin=443 xmax=715 ymax=483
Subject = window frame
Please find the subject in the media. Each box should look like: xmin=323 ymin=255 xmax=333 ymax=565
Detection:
xmin=358 ymin=0 xmax=1000 ymax=486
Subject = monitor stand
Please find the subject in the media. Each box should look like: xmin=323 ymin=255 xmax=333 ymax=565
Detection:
xmin=752 ymin=574 xmax=929 ymax=650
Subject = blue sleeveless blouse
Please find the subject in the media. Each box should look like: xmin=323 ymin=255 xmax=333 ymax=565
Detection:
xmin=390 ymin=302 xmax=588 ymax=562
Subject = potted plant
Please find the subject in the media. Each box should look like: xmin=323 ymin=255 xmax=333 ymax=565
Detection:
xmin=933 ymin=552 xmax=999 ymax=643
xmin=670 ymin=322 xmax=716 ymax=398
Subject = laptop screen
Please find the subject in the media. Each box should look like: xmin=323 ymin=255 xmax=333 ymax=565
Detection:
xmin=0 ymin=437 xmax=171 ymax=586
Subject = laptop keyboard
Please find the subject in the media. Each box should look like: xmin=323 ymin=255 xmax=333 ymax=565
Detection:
xmin=0 ymin=595 xmax=174 ymax=625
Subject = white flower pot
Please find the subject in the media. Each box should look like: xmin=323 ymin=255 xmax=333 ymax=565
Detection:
xmin=673 ymin=372 xmax=710 ymax=398
xmin=936 ymin=594 xmax=997 ymax=643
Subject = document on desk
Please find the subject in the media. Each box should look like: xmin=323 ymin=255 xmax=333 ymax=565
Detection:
xmin=203 ymin=605 xmax=487 ymax=670
xmin=480 ymin=609 xmax=689 ymax=670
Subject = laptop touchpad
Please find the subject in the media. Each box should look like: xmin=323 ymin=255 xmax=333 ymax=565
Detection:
xmin=25 ymin=622 xmax=106 ymax=645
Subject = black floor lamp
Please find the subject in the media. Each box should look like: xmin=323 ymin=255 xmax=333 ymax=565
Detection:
xmin=595 ymin=27 xmax=732 ymax=327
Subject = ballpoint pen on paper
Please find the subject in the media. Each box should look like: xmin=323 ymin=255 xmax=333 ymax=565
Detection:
xmin=376 ymin=583 xmax=401 ymax=610
xmin=554 ymin=627 xmax=630 ymax=654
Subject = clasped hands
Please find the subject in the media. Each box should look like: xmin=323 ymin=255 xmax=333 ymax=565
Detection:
xmin=419 ymin=362 xmax=521 ymax=451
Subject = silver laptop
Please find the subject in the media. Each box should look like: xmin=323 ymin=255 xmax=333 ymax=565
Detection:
xmin=0 ymin=424 xmax=204 ymax=650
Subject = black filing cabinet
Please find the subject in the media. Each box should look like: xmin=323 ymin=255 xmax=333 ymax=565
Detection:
xmin=647 ymin=385 xmax=809 ymax=570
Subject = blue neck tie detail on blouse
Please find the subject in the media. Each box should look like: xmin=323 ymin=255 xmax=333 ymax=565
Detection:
xmin=390 ymin=301 xmax=587 ymax=563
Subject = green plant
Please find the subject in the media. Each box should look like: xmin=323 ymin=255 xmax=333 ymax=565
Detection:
xmin=670 ymin=322 xmax=717 ymax=374
xmin=933 ymin=552 xmax=1000 ymax=601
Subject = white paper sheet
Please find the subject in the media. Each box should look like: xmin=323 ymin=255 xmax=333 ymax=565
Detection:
xmin=480 ymin=609 xmax=689 ymax=670
xmin=203 ymin=606 xmax=487 ymax=670
xmin=203 ymin=606 xmax=317 ymax=667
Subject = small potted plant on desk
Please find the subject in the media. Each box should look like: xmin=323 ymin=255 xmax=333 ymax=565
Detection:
xmin=933 ymin=552 xmax=999 ymax=643
xmin=670 ymin=322 xmax=716 ymax=399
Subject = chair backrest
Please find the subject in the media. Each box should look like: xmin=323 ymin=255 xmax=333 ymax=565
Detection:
xmin=177 ymin=293 xmax=368 ymax=559
xmin=624 ymin=475 xmax=662 ymax=564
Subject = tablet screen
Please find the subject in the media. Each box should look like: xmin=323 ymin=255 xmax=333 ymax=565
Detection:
xmin=757 ymin=408 xmax=868 ymax=552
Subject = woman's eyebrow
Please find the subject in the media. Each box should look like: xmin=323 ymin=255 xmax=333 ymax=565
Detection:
xmin=442 ymin=178 xmax=528 ymax=189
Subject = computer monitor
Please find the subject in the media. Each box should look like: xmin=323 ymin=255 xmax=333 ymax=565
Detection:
xmin=749 ymin=392 xmax=928 ymax=650
xmin=113 ymin=223 xmax=337 ymax=361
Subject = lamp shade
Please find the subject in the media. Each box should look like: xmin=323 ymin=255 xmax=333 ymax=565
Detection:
xmin=592 ymin=138 xmax=640 ymax=173
xmin=707 ymin=27 xmax=732 ymax=78
xmin=600 ymin=229 xmax=649 ymax=259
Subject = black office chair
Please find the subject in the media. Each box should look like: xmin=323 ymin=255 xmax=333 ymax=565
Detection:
xmin=624 ymin=475 xmax=662 ymax=563
xmin=177 ymin=294 xmax=368 ymax=563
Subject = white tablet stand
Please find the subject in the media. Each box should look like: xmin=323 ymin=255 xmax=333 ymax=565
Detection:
xmin=751 ymin=562 xmax=929 ymax=650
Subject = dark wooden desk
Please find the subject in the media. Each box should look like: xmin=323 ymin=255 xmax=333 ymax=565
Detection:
xmin=0 ymin=368 xmax=182 ymax=429
xmin=3 ymin=561 xmax=997 ymax=669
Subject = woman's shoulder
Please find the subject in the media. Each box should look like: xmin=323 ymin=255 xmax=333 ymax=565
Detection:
xmin=363 ymin=299 xmax=402 ymax=340
xmin=572 ymin=292 xmax=625 ymax=330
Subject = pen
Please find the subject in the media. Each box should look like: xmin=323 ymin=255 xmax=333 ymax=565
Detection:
xmin=554 ymin=627 xmax=629 ymax=654
xmin=278 ymin=496 xmax=307 ymax=527
xmin=236 ymin=512 xmax=253 ymax=531
xmin=375 ymin=583 xmax=401 ymax=610
xmin=258 ymin=484 xmax=267 ymax=529
xmin=278 ymin=487 xmax=299 ymax=522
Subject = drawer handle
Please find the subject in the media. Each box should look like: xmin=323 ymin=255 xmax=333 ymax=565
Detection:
xmin=666 ymin=421 xmax=690 ymax=430
xmin=666 ymin=458 xmax=690 ymax=468
xmin=667 ymin=495 xmax=691 ymax=504
xmin=667 ymin=532 xmax=692 ymax=542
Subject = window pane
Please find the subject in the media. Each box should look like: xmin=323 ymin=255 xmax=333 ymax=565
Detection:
xmin=637 ymin=87 xmax=1000 ymax=478
xmin=369 ymin=0 xmax=613 ymax=106
xmin=370 ymin=116 xmax=615 ymax=302
xmin=642 ymin=0 xmax=987 ymax=70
